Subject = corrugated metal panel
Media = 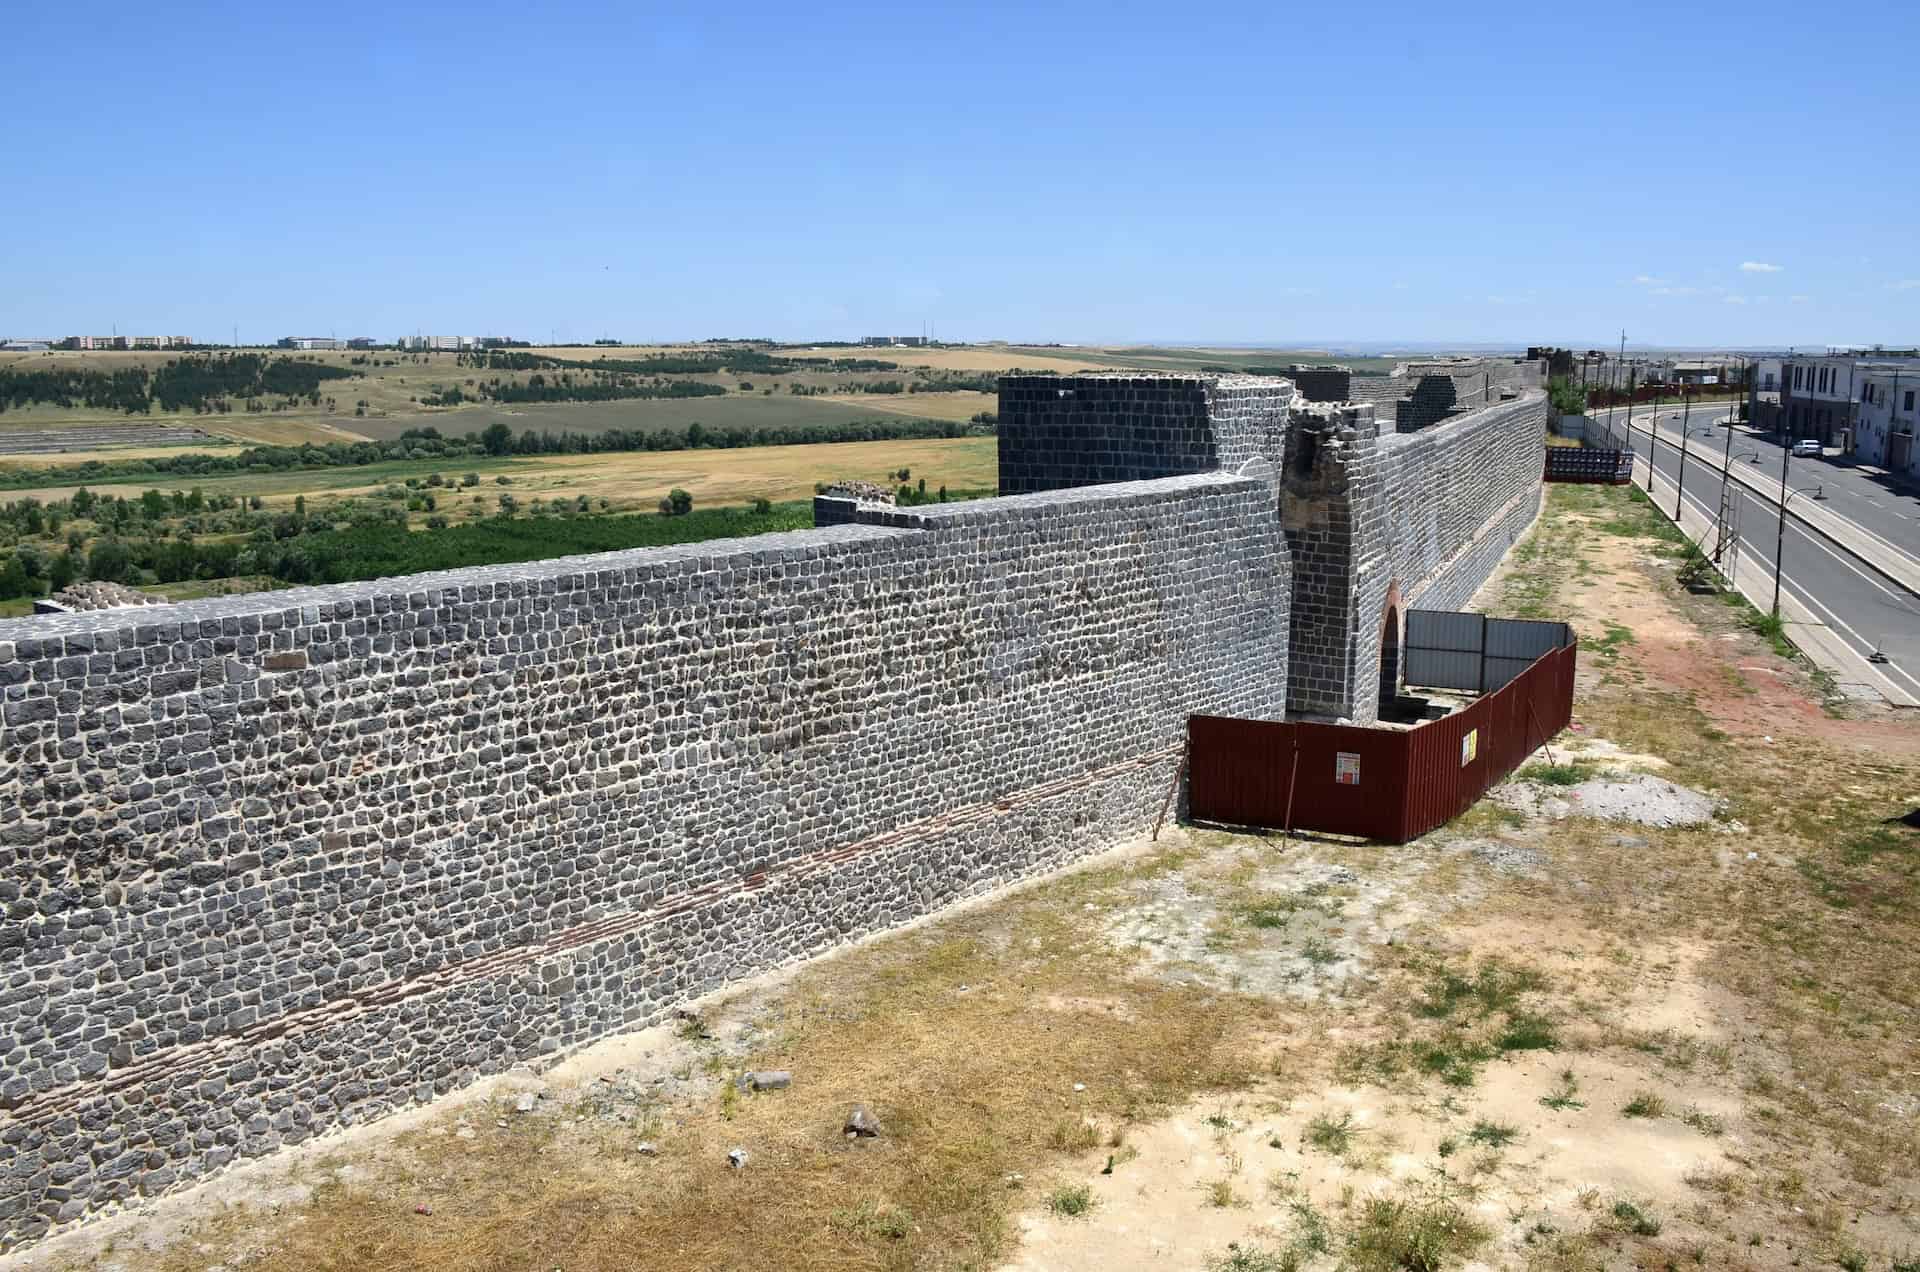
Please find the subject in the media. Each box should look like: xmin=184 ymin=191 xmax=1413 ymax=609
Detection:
xmin=1485 ymin=617 xmax=1568 ymax=663
xmin=1406 ymin=611 xmax=1571 ymax=692
xmin=1407 ymin=610 xmax=1484 ymax=653
xmin=1406 ymin=648 xmax=1483 ymax=690
xmin=1188 ymin=639 xmax=1579 ymax=844
xmin=1482 ymin=656 xmax=1537 ymax=692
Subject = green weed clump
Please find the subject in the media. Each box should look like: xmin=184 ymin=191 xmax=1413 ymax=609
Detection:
xmin=1305 ymin=1111 xmax=1358 ymax=1155
xmin=1046 ymin=1184 xmax=1094 ymax=1218
xmin=1622 ymin=1090 xmax=1668 ymax=1119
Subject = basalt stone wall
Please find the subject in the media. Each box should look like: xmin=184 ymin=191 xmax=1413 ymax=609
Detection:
xmin=996 ymin=374 xmax=1297 ymax=494
xmin=1281 ymin=392 xmax=1548 ymax=722
xmin=1346 ymin=359 xmax=1539 ymax=431
xmin=0 ymin=471 xmax=1291 ymax=1247
xmin=1282 ymin=366 xmax=1353 ymax=403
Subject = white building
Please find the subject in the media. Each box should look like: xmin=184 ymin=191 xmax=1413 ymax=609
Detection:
xmin=1853 ymin=365 xmax=1919 ymax=477
xmin=279 ymin=337 xmax=345 ymax=351
xmin=1779 ymin=351 xmax=1920 ymax=448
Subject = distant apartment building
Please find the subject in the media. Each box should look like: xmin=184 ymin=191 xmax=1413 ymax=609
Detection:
xmin=1671 ymin=360 xmax=1730 ymax=386
xmin=346 ymin=337 xmax=377 ymax=349
xmin=860 ymin=335 xmax=928 ymax=348
xmin=1 ymin=340 xmax=52 ymax=351
xmin=1852 ymin=365 xmax=1919 ymax=477
xmin=279 ymin=337 xmax=345 ymax=350
xmin=1777 ymin=351 xmax=1920 ymax=450
xmin=58 ymin=335 xmax=192 ymax=351
xmin=400 ymin=335 xmax=473 ymax=351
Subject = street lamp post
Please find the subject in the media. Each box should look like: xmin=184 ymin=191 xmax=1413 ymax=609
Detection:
xmin=1772 ymin=483 xmax=1827 ymax=620
xmin=1626 ymin=371 xmax=1643 ymax=489
xmin=1772 ymin=442 xmax=1791 ymax=617
xmin=1675 ymin=386 xmax=1693 ymax=520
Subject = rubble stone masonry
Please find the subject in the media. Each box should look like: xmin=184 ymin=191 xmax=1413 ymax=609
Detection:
xmin=0 ymin=369 xmax=1543 ymax=1246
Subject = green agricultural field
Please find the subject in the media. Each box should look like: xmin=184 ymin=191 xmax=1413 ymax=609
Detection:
xmin=0 ymin=436 xmax=996 ymax=512
xmin=343 ymin=392 xmax=963 ymax=442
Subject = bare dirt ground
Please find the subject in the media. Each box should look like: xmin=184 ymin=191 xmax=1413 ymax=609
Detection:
xmin=7 ymin=483 xmax=1917 ymax=1272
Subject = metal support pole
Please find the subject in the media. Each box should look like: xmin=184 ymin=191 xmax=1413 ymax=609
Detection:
xmin=1282 ymin=740 xmax=1301 ymax=841
xmin=1152 ymin=740 xmax=1186 ymax=841
xmin=1675 ymin=388 xmax=1692 ymax=520
xmin=1632 ymin=372 xmax=1649 ymax=493
xmin=1771 ymin=443 xmax=1791 ymax=618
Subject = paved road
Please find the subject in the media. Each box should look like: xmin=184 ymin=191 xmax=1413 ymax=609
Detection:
xmin=1593 ymin=402 xmax=1920 ymax=554
xmin=1588 ymin=404 xmax=1920 ymax=704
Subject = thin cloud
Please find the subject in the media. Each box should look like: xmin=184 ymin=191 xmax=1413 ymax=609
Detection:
xmin=1650 ymin=286 xmax=1700 ymax=297
xmin=1889 ymin=279 xmax=1920 ymax=291
xmin=1723 ymin=295 xmax=1748 ymax=305
xmin=1790 ymin=295 xmax=1810 ymax=303
xmin=1739 ymin=261 xmax=1784 ymax=273
xmin=1632 ymin=274 xmax=1665 ymax=285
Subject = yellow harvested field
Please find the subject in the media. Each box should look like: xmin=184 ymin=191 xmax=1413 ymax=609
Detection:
xmin=451 ymin=437 xmax=996 ymax=509
xmin=0 ymin=445 xmax=238 ymax=467
xmin=204 ymin=418 xmax=375 ymax=446
xmin=0 ymin=437 xmax=998 ymax=512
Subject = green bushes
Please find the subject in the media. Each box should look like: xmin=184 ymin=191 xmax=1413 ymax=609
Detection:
xmin=241 ymin=502 xmax=813 ymax=585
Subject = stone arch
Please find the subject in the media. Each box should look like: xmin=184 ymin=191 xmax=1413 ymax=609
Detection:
xmin=1376 ymin=581 xmax=1405 ymax=714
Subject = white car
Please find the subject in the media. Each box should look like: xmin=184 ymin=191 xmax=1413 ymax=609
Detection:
xmin=1791 ymin=439 xmax=1823 ymax=458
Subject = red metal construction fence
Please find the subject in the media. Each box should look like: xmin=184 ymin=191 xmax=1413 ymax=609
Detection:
xmin=1187 ymin=640 xmax=1577 ymax=843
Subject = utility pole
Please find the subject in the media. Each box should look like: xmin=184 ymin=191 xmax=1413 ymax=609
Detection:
xmin=1771 ymin=440 xmax=1792 ymax=617
xmin=1616 ymin=328 xmax=1628 ymax=452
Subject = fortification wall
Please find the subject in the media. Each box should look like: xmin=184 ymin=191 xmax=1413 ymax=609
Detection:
xmin=0 ymin=367 xmax=1552 ymax=1249
xmin=1344 ymin=358 xmax=1539 ymax=431
xmin=995 ymin=374 xmax=1296 ymax=494
xmin=1282 ymin=393 xmax=1548 ymax=722
xmin=0 ymin=472 xmax=1290 ymax=1246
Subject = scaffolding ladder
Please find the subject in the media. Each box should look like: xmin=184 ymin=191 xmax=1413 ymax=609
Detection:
xmin=1711 ymin=479 xmax=1741 ymax=580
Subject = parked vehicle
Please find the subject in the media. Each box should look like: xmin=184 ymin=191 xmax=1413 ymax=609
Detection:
xmin=1792 ymin=438 xmax=1823 ymax=457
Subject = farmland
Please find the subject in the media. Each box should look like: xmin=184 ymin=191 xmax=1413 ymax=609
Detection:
xmin=0 ymin=340 xmax=1505 ymax=617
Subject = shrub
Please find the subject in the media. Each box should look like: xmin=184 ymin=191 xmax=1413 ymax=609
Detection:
xmin=1046 ymin=1184 xmax=1094 ymax=1217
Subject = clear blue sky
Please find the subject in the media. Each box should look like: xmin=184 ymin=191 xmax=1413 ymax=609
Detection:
xmin=4 ymin=1 xmax=1915 ymax=350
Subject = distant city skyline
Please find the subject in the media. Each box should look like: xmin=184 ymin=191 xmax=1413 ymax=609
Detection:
xmin=3 ymin=0 xmax=1915 ymax=349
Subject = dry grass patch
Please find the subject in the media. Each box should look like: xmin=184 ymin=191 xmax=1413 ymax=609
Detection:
xmin=132 ymin=853 xmax=1279 ymax=1272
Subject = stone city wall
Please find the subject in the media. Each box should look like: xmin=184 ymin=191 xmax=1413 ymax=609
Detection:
xmin=0 ymin=367 xmax=1550 ymax=1247
xmin=1280 ymin=393 xmax=1548 ymax=722
xmin=0 ymin=472 xmax=1290 ymax=1246
xmin=995 ymin=374 xmax=1296 ymax=494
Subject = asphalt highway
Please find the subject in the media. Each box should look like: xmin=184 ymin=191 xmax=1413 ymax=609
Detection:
xmin=1588 ymin=403 xmax=1920 ymax=703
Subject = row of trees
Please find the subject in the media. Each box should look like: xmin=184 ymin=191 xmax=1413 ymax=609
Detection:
xmin=462 ymin=350 xmax=904 ymax=377
xmin=0 ymin=353 xmax=357 ymax=416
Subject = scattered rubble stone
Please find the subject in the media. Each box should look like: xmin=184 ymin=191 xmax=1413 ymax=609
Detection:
xmin=844 ymin=1104 xmax=881 ymax=1138
xmin=32 ymin=581 xmax=167 ymax=613
xmin=736 ymin=1071 xmax=791 ymax=1093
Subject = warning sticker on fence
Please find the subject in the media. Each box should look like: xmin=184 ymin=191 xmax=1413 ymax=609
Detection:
xmin=1335 ymin=752 xmax=1360 ymax=785
xmin=1460 ymin=729 xmax=1479 ymax=767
